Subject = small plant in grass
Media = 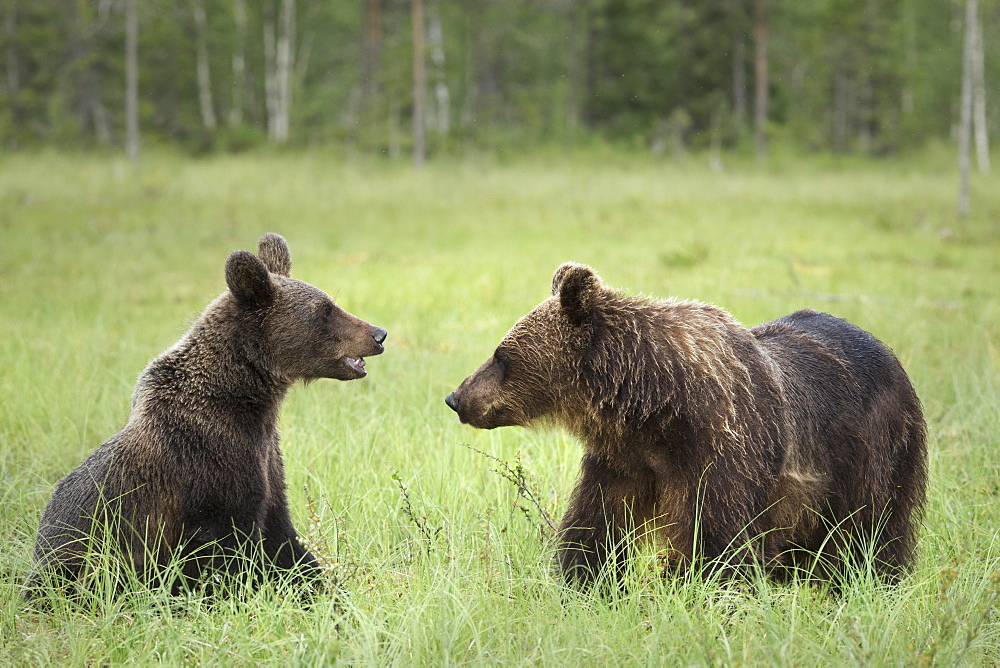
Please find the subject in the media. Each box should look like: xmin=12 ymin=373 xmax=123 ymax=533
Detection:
xmin=478 ymin=504 xmax=495 ymax=566
xmin=464 ymin=445 xmax=557 ymax=544
xmin=301 ymin=485 xmax=358 ymax=594
xmin=391 ymin=471 xmax=445 ymax=558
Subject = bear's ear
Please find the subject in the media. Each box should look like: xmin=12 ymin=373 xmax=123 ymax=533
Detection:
xmin=552 ymin=262 xmax=600 ymax=326
xmin=257 ymin=233 xmax=292 ymax=277
xmin=226 ymin=250 xmax=277 ymax=308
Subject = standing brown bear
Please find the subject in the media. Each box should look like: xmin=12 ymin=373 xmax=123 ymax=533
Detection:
xmin=27 ymin=233 xmax=386 ymax=598
xmin=446 ymin=263 xmax=926 ymax=590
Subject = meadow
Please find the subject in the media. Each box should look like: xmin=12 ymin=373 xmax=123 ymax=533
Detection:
xmin=1 ymin=147 xmax=998 ymax=665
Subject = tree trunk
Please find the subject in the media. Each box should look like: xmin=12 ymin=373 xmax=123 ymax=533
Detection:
xmin=858 ymin=73 xmax=873 ymax=155
xmin=753 ymin=0 xmax=768 ymax=158
xmin=832 ymin=61 xmax=849 ymax=153
xmin=732 ymin=0 xmax=747 ymax=125
xmin=901 ymin=2 xmax=916 ymax=115
xmin=583 ymin=5 xmax=600 ymax=129
xmin=91 ymin=97 xmax=110 ymax=145
xmin=732 ymin=30 xmax=747 ymax=123
xmin=459 ymin=9 xmax=476 ymax=133
xmin=293 ymin=0 xmax=317 ymax=83
xmin=230 ymin=0 xmax=247 ymax=126
xmin=427 ymin=0 xmax=449 ymax=136
xmin=125 ymin=0 xmax=139 ymax=160
xmin=192 ymin=0 xmax=217 ymax=131
xmin=263 ymin=2 xmax=278 ymax=139
xmin=412 ymin=0 xmax=426 ymax=165
xmin=272 ymin=0 xmax=295 ymax=143
xmin=360 ymin=0 xmax=382 ymax=107
xmin=389 ymin=95 xmax=402 ymax=160
xmin=958 ymin=0 xmax=976 ymax=217
xmin=565 ymin=2 xmax=585 ymax=142
xmin=970 ymin=1 xmax=989 ymax=173
xmin=858 ymin=0 xmax=877 ymax=154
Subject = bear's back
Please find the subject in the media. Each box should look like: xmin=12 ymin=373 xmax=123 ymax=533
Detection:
xmin=752 ymin=309 xmax=911 ymax=399
xmin=750 ymin=308 xmax=923 ymax=488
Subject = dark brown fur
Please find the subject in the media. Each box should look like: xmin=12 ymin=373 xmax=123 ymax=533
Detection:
xmin=26 ymin=234 xmax=387 ymax=599
xmin=446 ymin=263 xmax=926 ymax=590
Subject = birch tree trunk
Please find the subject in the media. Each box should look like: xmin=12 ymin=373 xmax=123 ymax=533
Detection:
xmin=427 ymin=0 xmax=449 ymax=136
xmin=293 ymin=0 xmax=317 ymax=83
xmin=732 ymin=29 xmax=747 ymax=124
xmin=273 ymin=0 xmax=294 ymax=143
xmin=565 ymin=2 xmax=585 ymax=141
xmin=970 ymin=2 xmax=989 ymax=173
xmin=350 ymin=0 xmax=382 ymax=147
xmin=958 ymin=0 xmax=976 ymax=217
xmin=359 ymin=0 xmax=382 ymax=113
xmin=832 ymin=58 xmax=849 ymax=153
xmin=192 ymin=0 xmax=217 ymax=131
xmin=731 ymin=0 xmax=747 ymax=127
xmin=753 ymin=0 xmax=768 ymax=158
xmin=91 ymin=97 xmax=110 ymax=145
xmin=858 ymin=74 xmax=873 ymax=155
xmin=412 ymin=0 xmax=426 ymax=165
xmin=901 ymin=3 xmax=916 ymax=115
xmin=125 ymin=0 xmax=139 ymax=160
xmin=230 ymin=0 xmax=247 ymax=126
xmin=263 ymin=2 xmax=278 ymax=140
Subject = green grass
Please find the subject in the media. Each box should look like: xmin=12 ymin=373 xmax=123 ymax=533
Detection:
xmin=2 ymin=147 xmax=999 ymax=665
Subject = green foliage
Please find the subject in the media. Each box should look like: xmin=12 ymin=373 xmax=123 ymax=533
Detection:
xmin=1 ymin=1 xmax=997 ymax=154
xmin=1 ymin=150 xmax=999 ymax=663
xmin=588 ymin=0 xmax=733 ymax=145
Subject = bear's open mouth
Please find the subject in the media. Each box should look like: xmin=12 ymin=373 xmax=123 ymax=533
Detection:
xmin=343 ymin=356 xmax=366 ymax=375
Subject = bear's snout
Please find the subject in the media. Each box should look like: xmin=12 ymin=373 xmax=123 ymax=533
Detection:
xmin=444 ymin=392 xmax=459 ymax=412
xmin=372 ymin=327 xmax=387 ymax=350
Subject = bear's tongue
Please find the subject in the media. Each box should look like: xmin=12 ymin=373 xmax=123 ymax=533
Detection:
xmin=344 ymin=357 xmax=366 ymax=374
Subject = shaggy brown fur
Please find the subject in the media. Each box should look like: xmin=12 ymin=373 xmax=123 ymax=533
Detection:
xmin=446 ymin=263 xmax=926 ymax=590
xmin=26 ymin=234 xmax=386 ymax=599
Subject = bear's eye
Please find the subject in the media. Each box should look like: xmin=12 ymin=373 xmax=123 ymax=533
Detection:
xmin=321 ymin=303 xmax=334 ymax=321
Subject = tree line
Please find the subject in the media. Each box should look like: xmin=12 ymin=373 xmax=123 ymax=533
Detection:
xmin=0 ymin=0 xmax=995 ymax=159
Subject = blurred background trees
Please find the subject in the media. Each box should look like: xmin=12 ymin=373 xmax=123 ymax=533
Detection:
xmin=0 ymin=0 xmax=995 ymax=158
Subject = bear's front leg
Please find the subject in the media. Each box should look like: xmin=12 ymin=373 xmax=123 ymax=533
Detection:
xmin=261 ymin=490 xmax=323 ymax=586
xmin=558 ymin=454 xmax=656 ymax=590
xmin=683 ymin=462 xmax=773 ymax=583
xmin=174 ymin=515 xmax=269 ymax=595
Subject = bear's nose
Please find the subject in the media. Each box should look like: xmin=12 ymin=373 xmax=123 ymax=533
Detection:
xmin=444 ymin=392 xmax=459 ymax=412
xmin=372 ymin=327 xmax=387 ymax=345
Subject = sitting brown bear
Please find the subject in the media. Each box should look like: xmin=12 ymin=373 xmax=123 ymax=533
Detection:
xmin=27 ymin=233 xmax=386 ymax=599
xmin=446 ymin=263 xmax=926 ymax=589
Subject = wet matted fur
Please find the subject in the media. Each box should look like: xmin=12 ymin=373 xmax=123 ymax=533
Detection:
xmin=26 ymin=234 xmax=387 ymax=599
xmin=446 ymin=263 xmax=926 ymax=590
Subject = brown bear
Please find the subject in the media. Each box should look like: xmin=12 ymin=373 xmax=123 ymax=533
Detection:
xmin=26 ymin=233 xmax=386 ymax=599
xmin=446 ymin=262 xmax=926 ymax=590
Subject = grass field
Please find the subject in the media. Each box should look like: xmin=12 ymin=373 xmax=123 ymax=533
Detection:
xmin=1 ymin=148 xmax=999 ymax=665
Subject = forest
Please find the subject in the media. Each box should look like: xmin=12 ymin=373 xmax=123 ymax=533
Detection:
xmin=1 ymin=0 xmax=996 ymax=158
